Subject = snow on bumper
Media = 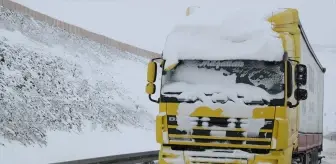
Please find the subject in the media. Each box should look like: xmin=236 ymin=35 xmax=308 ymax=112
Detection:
xmin=159 ymin=147 xmax=282 ymax=164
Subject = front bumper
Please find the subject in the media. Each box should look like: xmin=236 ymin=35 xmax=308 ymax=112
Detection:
xmin=159 ymin=146 xmax=283 ymax=164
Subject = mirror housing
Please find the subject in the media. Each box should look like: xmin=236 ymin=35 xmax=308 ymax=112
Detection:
xmin=145 ymin=58 xmax=163 ymax=104
xmin=294 ymin=88 xmax=308 ymax=101
xmin=146 ymin=83 xmax=156 ymax=95
xmin=295 ymin=64 xmax=307 ymax=86
xmin=287 ymin=88 xmax=308 ymax=108
xmin=147 ymin=62 xmax=157 ymax=83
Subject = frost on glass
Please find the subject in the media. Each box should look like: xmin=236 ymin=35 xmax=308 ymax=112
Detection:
xmin=161 ymin=60 xmax=284 ymax=105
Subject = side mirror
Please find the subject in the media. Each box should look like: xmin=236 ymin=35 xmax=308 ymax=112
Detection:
xmin=145 ymin=58 xmax=162 ymax=103
xmin=294 ymin=88 xmax=308 ymax=101
xmin=147 ymin=61 xmax=157 ymax=83
xmin=146 ymin=83 xmax=156 ymax=94
xmin=295 ymin=64 xmax=307 ymax=86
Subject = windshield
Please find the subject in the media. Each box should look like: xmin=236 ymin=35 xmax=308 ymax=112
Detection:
xmin=161 ymin=60 xmax=285 ymax=106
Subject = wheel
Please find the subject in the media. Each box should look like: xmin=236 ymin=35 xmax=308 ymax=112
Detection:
xmin=292 ymin=154 xmax=305 ymax=164
xmin=309 ymin=149 xmax=319 ymax=164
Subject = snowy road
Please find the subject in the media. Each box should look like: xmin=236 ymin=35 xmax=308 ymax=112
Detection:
xmin=321 ymin=139 xmax=336 ymax=164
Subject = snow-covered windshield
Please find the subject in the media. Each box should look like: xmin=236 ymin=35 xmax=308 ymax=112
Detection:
xmin=161 ymin=60 xmax=285 ymax=106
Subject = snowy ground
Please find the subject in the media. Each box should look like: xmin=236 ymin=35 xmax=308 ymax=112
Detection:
xmin=0 ymin=7 xmax=159 ymax=164
xmin=322 ymin=139 xmax=336 ymax=163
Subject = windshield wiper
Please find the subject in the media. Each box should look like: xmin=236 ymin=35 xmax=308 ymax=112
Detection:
xmin=244 ymin=99 xmax=270 ymax=105
xmin=163 ymin=92 xmax=182 ymax=95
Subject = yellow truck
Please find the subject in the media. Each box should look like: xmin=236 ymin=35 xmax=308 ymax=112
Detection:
xmin=145 ymin=8 xmax=326 ymax=164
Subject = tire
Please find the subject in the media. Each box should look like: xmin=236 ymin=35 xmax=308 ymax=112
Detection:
xmin=309 ymin=149 xmax=319 ymax=164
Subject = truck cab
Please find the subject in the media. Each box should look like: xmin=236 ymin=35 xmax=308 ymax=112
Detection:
xmin=145 ymin=7 xmax=322 ymax=164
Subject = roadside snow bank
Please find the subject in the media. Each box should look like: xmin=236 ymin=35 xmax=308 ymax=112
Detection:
xmin=162 ymin=7 xmax=284 ymax=69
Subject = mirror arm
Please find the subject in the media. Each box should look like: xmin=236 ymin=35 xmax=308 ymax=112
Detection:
xmin=287 ymin=101 xmax=299 ymax=108
xmin=288 ymin=58 xmax=299 ymax=63
xmin=288 ymin=83 xmax=300 ymax=108
xmin=151 ymin=57 xmax=163 ymax=62
xmin=152 ymin=58 xmax=164 ymax=68
xmin=149 ymin=94 xmax=159 ymax=103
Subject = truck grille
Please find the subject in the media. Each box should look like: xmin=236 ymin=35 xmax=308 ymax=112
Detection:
xmin=166 ymin=115 xmax=274 ymax=149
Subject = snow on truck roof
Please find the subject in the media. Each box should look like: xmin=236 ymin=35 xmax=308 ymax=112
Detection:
xmin=162 ymin=7 xmax=286 ymax=70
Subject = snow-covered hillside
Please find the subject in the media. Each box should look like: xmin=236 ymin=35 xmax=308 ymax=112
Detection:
xmin=0 ymin=7 xmax=159 ymax=164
